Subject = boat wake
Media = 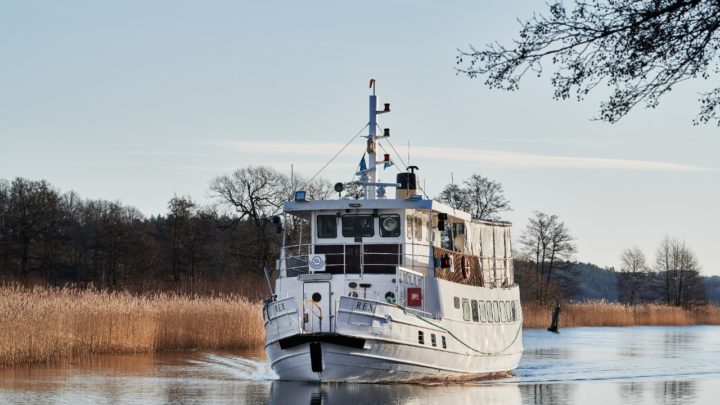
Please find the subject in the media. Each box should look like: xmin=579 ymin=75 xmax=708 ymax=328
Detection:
xmin=191 ymin=353 xmax=278 ymax=381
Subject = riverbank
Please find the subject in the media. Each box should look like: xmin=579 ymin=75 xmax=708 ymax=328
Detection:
xmin=3 ymin=286 xmax=720 ymax=367
xmin=0 ymin=286 xmax=263 ymax=367
xmin=522 ymin=301 xmax=720 ymax=329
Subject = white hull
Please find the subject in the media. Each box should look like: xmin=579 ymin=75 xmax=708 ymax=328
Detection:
xmin=268 ymin=338 xmax=519 ymax=382
xmin=264 ymin=282 xmax=523 ymax=383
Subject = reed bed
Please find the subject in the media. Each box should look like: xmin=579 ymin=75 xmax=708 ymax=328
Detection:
xmin=522 ymin=301 xmax=720 ymax=329
xmin=0 ymin=286 xmax=264 ymax=367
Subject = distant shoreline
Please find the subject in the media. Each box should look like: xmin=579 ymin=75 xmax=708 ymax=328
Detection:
xmin=3 ymin=286 xmax=719 ymax=367
xmin=522 ymin=301 xmax=720 ymax=329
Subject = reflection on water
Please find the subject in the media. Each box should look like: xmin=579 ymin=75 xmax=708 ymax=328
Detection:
xmin=1 ymin=327 xmax=720 ymax=404
xmin=269 ymin=381 xmax=521 ymax=405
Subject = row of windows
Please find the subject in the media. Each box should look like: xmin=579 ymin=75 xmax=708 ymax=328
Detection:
xmin=453 ymin=297 xmax=519 ymax=323
xmin=418 ymin=331 xmax=447 ymax=349
xmin=317 ymin=214 xmax=400 ymax=239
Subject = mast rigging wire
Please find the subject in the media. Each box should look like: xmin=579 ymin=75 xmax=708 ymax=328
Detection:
xmin=297 ymin=123 xmax=369 ymax=192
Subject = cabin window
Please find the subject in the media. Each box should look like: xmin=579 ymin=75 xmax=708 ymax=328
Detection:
xmin=493 ymin=301 xmax=500 ymax=323
xmin=406 ymin=215 xmax=413 ymax=240
xmin=486 ymin=302 xmax=494 ymax=323
xmin=511 ymin=301 xmax=517 ymax=322
xmin=462 ymin=299 xmax=471 ymax=321
xmin=453 ymin=296 xmax=460 ymax=309
xmin=379 ymin=214 xmax=401 ymax=237
xmin=316 ymin=215 xmax=337 ymax=238
xmin=441 ymin=336 xmax=447 ymax=349
xmin=418 ymin=330 xmax=425 ymax=345
xmin=414 ymin=217 xmax=423 ymax=240
xmin=500 ymin=301 xmax=507 ymax=322
xmin=479 ymin=300 xmax=487 ymax=322
xmin=341 ymin=215 xmax=374 ymax=237
xmin=431 ymin=333 xmax=437 ymax=347
xmin=471 ymin=299 xmax=479 ymax=322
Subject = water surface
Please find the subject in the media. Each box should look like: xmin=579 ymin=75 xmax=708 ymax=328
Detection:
xmin=2 ymin=326 xmax=719 ymax=404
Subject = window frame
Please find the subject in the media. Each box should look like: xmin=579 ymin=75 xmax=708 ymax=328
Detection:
xmin=462 ymin=299 xmax=471 ymax=321
xmin=479 ymin=300 xmax=487 ymax=322
xmin=414 ymin=216 xmax=423 ymax=240
xmin=471 ymin=299 xmax=479 ymax=322
xmin=316 ymin=215 xmax=337 ymax=239
xmin=341 ymin=214 xmax=375 ymax=238
xmin=379 ymin=214 xmax=401 ymax=237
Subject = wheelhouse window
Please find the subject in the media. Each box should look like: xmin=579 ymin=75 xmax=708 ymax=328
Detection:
xmin=341 ymin=215 xmax=374 ymax=237
xmin=379 ymin=214 xmax=400 ymax=237
xmin=316 ymin=215 xmax=337 ymax=238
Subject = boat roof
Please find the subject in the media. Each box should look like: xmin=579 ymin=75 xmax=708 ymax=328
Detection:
xmin=283 ymin=198 xmax=511 ymax=226
xmin=284 ymin=197 xmax=470 ymax=220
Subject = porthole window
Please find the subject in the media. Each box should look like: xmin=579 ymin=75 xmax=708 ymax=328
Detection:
xmin=462 ymin=299 xmax=471 ymax=321
xmin=471 ymin=299 xmax=479 ymax=322
xmin=418 ymin=330 xmax=425 ymax=345
xmin=479 ymin=300 xmax=487 ymax=322
xmin=379 ymin=214 xmax=401 ymax=237
xmin=316 ymin=215 xmax=337 ymax=238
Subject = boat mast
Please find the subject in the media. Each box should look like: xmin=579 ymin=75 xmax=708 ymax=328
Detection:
xmin=367 ymin=80 xmax=378 ymax=200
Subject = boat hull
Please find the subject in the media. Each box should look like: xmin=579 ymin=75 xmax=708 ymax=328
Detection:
xmin=267 ymin=336 xmax=520 ymax=383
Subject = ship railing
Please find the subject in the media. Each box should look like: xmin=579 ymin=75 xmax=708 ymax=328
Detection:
xmin=280 ymin=243 xmax=404 ymax=276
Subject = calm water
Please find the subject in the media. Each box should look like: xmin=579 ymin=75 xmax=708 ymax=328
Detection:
xmin=2 ymin=326 xmax=720 ymax=404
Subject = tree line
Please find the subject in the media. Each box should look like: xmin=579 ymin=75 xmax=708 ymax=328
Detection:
xmin=0 ymin=169 xmax=327 ymax=295
xmin=440 ymin=174 xmax=707 ymax=307
xmin=0 ymin=170 xmax=708 ymax=306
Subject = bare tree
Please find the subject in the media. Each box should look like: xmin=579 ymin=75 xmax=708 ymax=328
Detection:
xmin=209 ymin=166 xmax=290 ymax=273
xmin=437 ymin=173 xmax=511 ymax=220
xmin=518 ymin=211 xmax=577 ymax=303
xmin=457 ymin=0 xmax=720 ymax=125
xmin=618 ymin=246 xmax=650 ymax=304
xmin=655 ymin=236 xmax=705 ymax=306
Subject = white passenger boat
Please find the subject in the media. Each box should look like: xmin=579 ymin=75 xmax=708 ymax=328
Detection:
xmin=263 ymin=82 xmax=523 ymax=382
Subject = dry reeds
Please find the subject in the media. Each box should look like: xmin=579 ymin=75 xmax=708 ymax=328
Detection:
xmin=522 ymin=301 xmax=720 ymax=329
xmin=0 ymin=285 xmax=264 ymax=367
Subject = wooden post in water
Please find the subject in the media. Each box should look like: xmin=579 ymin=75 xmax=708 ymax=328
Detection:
xmin=548 ymin=302 xmax=561 ymax=333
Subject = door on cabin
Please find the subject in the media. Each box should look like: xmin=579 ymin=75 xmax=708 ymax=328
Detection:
xmin=303 ymin=282 xmax=331 ymax=332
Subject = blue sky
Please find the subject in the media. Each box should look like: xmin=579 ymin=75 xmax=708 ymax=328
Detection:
xmin=1 ymin=1 xmax=718 ymax=274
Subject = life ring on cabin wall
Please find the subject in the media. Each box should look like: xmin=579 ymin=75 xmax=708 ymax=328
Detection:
xmin=461 ymin=256 xmax=470 ymax=280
